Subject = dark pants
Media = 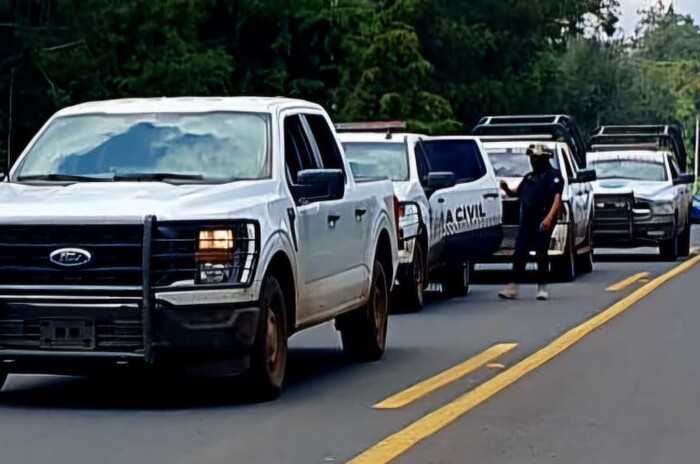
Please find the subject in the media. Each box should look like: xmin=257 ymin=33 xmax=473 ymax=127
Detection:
xmin=512 ymin=214 xmax=553 ymax=285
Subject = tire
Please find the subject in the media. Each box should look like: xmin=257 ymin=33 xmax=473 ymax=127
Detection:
xmin=393 ymin=239 xmax=426 ymax=313
xmin=575 ymin=225 xmax=594 ymax=274
xmin=0 ymin=370 xmax=7 ymax=392
xmin=244 ymin=274 xmax=288 ymax=401
xmin=441 ymin=261 xmax=471 ymax=298
xmin=659 ymin=235 xmax=679 ymax=261
xmin=678 ymin=219 xmax=691 ymax=257
xmin=552 ymin=235 xmax=576 ymax=282
xmin=338 ymin=260 xmax=389 ymax=362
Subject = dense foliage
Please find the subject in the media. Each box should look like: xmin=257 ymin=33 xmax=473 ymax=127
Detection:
xmin=1 ymin=0 xmax=699 ymax=168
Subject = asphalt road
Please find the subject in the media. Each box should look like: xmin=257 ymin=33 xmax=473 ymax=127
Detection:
xmin=1 ymin=228 xmax=698 ymax=464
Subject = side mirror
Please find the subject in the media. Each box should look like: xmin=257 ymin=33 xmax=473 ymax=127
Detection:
xmin=574 ymin=169 xmax=597 ymax=183
xmin=296 ymin=169 xmax=345 ymax=201
xmin=673 ymin=173 xmax=695 ymax=185
xmin=425 ymin=171 xmax=456 ymax=190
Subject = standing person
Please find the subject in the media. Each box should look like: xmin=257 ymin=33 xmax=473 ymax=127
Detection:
xmin=498 ymin=144 xmax=564 ymax=301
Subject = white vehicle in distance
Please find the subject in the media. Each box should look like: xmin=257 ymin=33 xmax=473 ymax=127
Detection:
xmin=0 ymin=97 xmax=399 ymax=400
xmin=587 ymin=126 xmax=695 ymax=260
xmin=587 ymin=150 xmax=694 ymax=260
xmin=480 ymin=137 xmax=597 ymax=281
xmin=338 ymin=122 xmax=503 ymax=311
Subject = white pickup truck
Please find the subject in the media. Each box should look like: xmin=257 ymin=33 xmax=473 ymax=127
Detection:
xmin=480 ymin=138 xmax=597 ymax=281
xmin=339 ymin=124 xmax=502 ymax=311
xmin=588 ymin=150 xmax=694 ymax=260
xmin=0 ymin=97 xmax=399 ymax=399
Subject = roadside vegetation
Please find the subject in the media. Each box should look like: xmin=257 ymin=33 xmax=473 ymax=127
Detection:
xmin=1 ymin=0 xmax=699 ymax=168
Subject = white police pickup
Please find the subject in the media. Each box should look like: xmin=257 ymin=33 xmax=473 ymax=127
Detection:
xmin=588 ymin=150 xmax=694 ymax=260
xmin=338 ymin=123 xmax=502 ymax=311
xmin=480 ymin=138 xmax=597 ymax=281
xmin=0 ymin=97 xmax=399 ymax=399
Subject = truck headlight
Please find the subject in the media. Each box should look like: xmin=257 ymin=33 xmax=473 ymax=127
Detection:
xmin=198 ymin=229 xmax=234 ymax=250
xmin=651 ymin=201 xmax=674 ymax=215
xmin=196 ymin=229 xmax=234 ymax=284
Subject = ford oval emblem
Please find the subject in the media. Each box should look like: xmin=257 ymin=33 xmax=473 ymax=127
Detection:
xmin=49 ymin=248 xmax=92 ymax=267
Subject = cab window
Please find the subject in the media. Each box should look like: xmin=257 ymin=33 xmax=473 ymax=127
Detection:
xmin=284 ymin=114 xmax=330 ymax=204
xmin=419 ymin=139 xmax=486 ymax=184
xmin=305 ymin=114 xmax=345 ymax=172
xmin=560 ymin=147 xmax=575 ymax=180
xmin=668 ymin=155 xmax=680 ymax=180
xmin=414 ymin=142 xmax=431 ymax=185
xmin=284 ymin=115 xmax=318 ymax=184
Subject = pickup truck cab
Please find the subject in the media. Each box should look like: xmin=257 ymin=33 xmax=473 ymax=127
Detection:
xmin=480 ymin=138 xmax=597 ymax=281
xmin=338 ymin=124 xmax=502 ymax=310
xmin=587 ymin=150 xmax=694 ymax=260
xmin=0 ymin=97 xmax=399 ymax=399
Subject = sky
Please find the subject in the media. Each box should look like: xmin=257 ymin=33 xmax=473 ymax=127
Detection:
xmin=618 ymin=0 xmax=700 ymax=35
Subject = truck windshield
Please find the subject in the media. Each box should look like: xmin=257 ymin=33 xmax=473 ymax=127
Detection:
xmin=486 ymin=147 xmax=560 ymax=178
xmin=590 ymin=159 xmax=667 ymax=181
xmin=13 ymin=112 xmax=271 ymax=183
xmin=343 ymin=142 xmax=409 ymax=181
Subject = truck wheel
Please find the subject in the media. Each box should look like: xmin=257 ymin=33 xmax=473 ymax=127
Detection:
xmin=441 ymin=262 xmax=471 ymax=298
xmin=678 ymin=220 xmax=691 ymax=257
xmin=552 ymin=236 xmax=576 ymax=282
xmin=244 ymin=274 xmax=288 ymax=401
xmin=659 ymin=235 xmax=679 ymax=261
xmin=394 ymin=240 xmax=426 ymax=313
xmin=338 ymin=260 xmax=389 ymax=362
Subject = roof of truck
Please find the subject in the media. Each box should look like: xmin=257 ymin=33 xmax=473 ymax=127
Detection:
xmin=53 ymin=97 xmax=324 ymax=116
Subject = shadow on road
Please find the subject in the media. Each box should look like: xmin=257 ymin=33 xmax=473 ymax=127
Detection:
xmin=471 ymin=252 xmax=670 ymax=284
xmin=0 ymin=346 xmax=388 ymax=411
xmin=593 ymin=253 xmax=665 ymax=263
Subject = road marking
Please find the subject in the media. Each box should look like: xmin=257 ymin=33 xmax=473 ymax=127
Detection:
xmin=606 ymin=272 xmax=650 ymax=292
xmin=373 ymin=343 xmax=517 ymax=410
xmin=347 ymin=254 xmax=700 ymax=464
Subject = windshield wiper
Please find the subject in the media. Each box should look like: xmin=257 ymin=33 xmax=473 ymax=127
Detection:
xmin=112 ymin=173 xmax=206 ymax=182
xmin=16 ymin=173 xmax=110 ymax=182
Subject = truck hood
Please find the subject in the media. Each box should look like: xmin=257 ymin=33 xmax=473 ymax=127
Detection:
xmin=0 ymin=180 xmax=282 ymax=223
xmin=592 ymin=179 xmax=674 ymax=200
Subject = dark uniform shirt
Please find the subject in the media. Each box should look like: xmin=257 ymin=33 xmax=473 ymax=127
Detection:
xmin=517 ymin=167 xmax=565 ymax=222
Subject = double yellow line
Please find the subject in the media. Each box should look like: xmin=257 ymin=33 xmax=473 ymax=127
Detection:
xmin=348 ymin=254 xmax=700 ymax=464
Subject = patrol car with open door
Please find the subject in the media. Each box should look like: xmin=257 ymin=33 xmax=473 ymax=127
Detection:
xmin=338 ymin=123 xmax=503 ymax=310
xmin=478 ymin=136 xmax=597 ymax=281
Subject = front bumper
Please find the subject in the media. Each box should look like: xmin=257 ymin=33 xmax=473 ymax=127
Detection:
xmin=593 ymin=214 xmax=675 ymax=247
xmin=0 ymin=295 xmax=261 ymax=377
xmin=0 ymin=216 xmax=262 ymax=377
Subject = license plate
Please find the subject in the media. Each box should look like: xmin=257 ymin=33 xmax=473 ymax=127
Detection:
xmin=40 ymin=320 xmax=95 ymax=349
